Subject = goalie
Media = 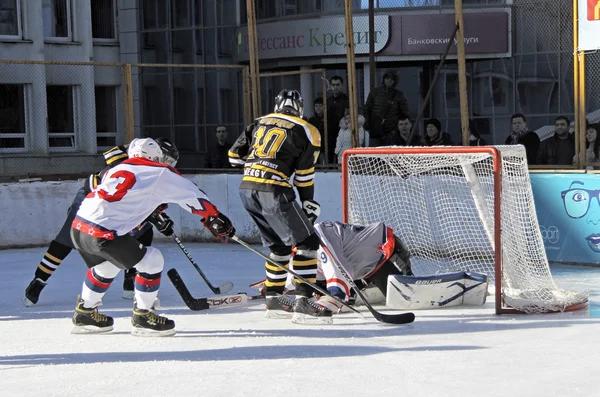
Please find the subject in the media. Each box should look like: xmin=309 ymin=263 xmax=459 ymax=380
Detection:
xmin=313 ymin=220 xmax=413 ymax=312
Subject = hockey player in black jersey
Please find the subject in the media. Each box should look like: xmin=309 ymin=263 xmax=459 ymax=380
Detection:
xmin=229 ymin=89 xmax=333 ymax=324
xmin=22 ymin=138 xmax=179 ymax=306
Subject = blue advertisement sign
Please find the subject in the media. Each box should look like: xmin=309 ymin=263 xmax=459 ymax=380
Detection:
xmin=531 ymin=173 xmax=600 ymax=264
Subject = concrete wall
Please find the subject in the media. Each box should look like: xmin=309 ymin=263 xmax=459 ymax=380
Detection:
xmin=0 ymin=172 xmax=343 ymax=248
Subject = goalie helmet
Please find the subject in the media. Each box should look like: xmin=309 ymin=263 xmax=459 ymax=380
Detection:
xmin=127 ymin=138 xmax=167 ymax=164
xmin=274 ymin=89 xmax=303 ymax=118
xmin=155 ymin=137 xmax=179 ymax=167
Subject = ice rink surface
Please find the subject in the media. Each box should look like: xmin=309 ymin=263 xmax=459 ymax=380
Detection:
xmin=1 ymin=241 xmax=599 ymax=397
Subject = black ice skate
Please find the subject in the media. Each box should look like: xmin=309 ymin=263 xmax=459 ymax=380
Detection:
xmin=264 ymin=294 xmax=294 ymax=319
xmin=291 ymin=296 xmax=333 ymax=325
xmin=71 ymin=296 xmax=114 ymax=334
xmin=131 ymin=301 xmax=175 ymax=337
xmin=122 ymin=269 xmax=136 ymax=300
xmin=22 ymin=278 xmax=47 ymax=307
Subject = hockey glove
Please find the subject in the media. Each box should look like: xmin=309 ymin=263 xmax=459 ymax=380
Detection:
xmin=147 ymin=212 xmax=174 ymax=237
xmin=204 ymin=213 xmax=236 ymax=240
xmin=302 ymin=200 xmax=321 ymax=224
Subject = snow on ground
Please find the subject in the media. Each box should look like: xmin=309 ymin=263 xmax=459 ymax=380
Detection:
xmin=1 ymin=242 xmax=599 ymax=397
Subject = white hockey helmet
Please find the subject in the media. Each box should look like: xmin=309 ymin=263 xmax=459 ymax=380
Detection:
xmin=127 ymin=138 xmax=166 ymax=164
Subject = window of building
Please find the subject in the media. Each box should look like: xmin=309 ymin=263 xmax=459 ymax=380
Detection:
xmin=46 ymin=85 xmax=75 ymax=149
xmin=95 ymin=86 xmax=117 ymax=149
xmin=0 ymin=0 xmax=20 ymax=38
xmin=43 ymin=0 xmax=71 ymax=39
xmin=91 ymin=0 xmax=116 ymax=40
xmin=142 ymin=0 xmax=168 ymax=30
xmin=0 ymin=84 xmax=26 ymax=150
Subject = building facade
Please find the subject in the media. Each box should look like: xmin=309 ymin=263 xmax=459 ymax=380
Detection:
xmin=0 ymin=0 xmax=593 ymax=175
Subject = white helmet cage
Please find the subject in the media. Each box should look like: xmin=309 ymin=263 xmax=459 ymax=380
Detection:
xmin=127 ymin=138 xmax=166 ymax=164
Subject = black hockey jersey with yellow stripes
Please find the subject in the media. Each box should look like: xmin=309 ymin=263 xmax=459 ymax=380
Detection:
xmin=82 ymin=145 xmax=129 ymax=194
xmin=228 ymin=113 xmax=321 ymax=202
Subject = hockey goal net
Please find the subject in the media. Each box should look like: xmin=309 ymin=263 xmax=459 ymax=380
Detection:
xmin=342 ymin=145 xmax=588 ymax=314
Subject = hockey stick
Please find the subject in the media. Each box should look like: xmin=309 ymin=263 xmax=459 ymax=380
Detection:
xmin=172 ymin=233 xmax=233 ymax=295
xmin=231 ymin=236 xmax=365 ymax=318
xmin=167 ymin=268 xmax=209 ymax=310
xmin=316 ymin=238 xmax=415 ymax=325
xmin=167 ymin=268 xmax=253 ymax=310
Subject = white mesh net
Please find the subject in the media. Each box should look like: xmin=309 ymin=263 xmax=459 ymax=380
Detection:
xmin=344 ymin=145 xmax=588 ymax=314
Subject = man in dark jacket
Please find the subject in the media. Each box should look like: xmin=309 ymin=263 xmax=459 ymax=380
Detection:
xmin=505 ymin=113 xmax=540 ymax=165
xmin=537 ymin=115 xmax=575 ymax=166
xmin=394 ymin=117 xmax=420 ymax=146
xmin=327 ymin=76 xmax=349 ymax=164
xmin=364 ymin=70 xmax=409 ymax=147
xmin=204 ymin=125 xmax=233 ymax=168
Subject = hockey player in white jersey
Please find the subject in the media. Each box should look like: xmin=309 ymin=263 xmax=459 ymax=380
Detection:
xmin=70 ymin=137 xmax=235 ymax=336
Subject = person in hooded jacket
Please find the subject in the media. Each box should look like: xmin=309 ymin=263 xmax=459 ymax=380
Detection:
xmin=364 ymin=70 xmax=409 ymax=147
xmin=421 ymin=118 xmax=455 ymax=146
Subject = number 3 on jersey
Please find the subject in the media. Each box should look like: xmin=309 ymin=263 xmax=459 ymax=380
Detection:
xmin=97 ymin=170 xmax=136 ymax=202
xmin=248 ymin=126 xmax=287 ymax=159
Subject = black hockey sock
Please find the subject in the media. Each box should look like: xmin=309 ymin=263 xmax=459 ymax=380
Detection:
xmin=34 ymin=240 xmax=73 ymax=282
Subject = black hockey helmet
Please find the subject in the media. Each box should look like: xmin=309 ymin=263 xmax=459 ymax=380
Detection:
xmin=274 ymin=89 xmax=304 ymax=118
xmin=155 ymin=137 xmax=179 ymax=167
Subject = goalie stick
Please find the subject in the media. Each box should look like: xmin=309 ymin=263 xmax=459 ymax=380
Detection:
xmin=316 ymin=236 xmax=416 ymax=325
xmin=167 ymin=268 xmax=255 ymax=310
xmin=232 ymin=236 xmax=415 ymax=325
xmin=172 ymin=233 xmax=233 ymax=295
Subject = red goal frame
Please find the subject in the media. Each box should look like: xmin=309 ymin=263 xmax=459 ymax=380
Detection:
xmin=341 ymin=146 xmax=588 ymax=315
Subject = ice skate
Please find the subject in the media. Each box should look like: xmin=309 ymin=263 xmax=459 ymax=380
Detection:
xmin=264 ymin=294 xmax=294 ymax=319
xmin=291 ymin=296 xmax=333 ymax=325
xmin=22 ymin=278 xmax=47 ymax=307
xmin=71 ymin=296 xmax=114 ymax=334
xmin=131 ymin=300 xmax=175 ymax=337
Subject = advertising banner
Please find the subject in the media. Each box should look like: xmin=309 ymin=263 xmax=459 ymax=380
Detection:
xmin=531 ymin=173 xmax=600 ymax=264
xmin=236 ymin=15 xmax=390 ymax=62
xmin=235 ymin=10 xmax=510 ymax=62
xmin=578 ymin=0 xmax=600 ymax=51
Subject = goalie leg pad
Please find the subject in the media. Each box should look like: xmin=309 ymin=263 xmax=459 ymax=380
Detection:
xmin=386 ymin=271 xmax=488 ymax=310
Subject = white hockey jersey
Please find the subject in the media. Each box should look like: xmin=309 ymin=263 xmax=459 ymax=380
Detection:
xmin=76 ymin=158 xmax=219 ymax=236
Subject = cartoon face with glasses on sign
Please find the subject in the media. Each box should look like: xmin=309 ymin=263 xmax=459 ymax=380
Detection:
xmin=561 ymin=180 xmax=600 ymax=252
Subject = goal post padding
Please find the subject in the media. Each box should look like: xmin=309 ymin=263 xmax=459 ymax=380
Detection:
xmin=341 ymin=145 xmax=588 ymax=314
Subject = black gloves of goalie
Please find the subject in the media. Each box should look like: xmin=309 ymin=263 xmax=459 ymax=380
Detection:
xmin=302 ymin=199 xmax=321 ymax=224
xmin=147 ymin=211 xmax=174 ymax=237
xmin=204 ymin=213 xmax=236 ymax=239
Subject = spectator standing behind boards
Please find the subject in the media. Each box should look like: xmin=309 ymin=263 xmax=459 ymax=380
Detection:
xmin=308 ymin=98 xmax=326 ymax=164
xmin=421 ymin=118 xmax=454 ymax=146
xmin=574 ymin=123 xmax=600 ymax=168
xmin=537 ymin=115 xmax=575 ymax=166
xmin=204 ymin=125 xmax=233 ymax=168
xmin=327 ymin=76 xmax=350 ymax=164
xmin=505 ymin=113 xmax=540 ymax=165
xmin=335 ymin=109 xmax=367 ymax=164
xmin=468 ymin=119 xmax=487 ymax=146
xmin=364 ymin=70 xmax=409 ymax=147
xmin=394 ymin=117 xmax=420 ymax=146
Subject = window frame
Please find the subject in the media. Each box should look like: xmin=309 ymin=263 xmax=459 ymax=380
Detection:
xmin=46 ymin=84 xmax=77 ymax=152
xmin=94 ymin=85 xmax=118 ymax=152
xmin=42 ymin=0 xmax=72 ymax=42
xmin=0 ymin=83 xmax=28 ymax=153
xmin=0 ymin=0 xmax=22 ymax=40
xmin=92 ymin=0 xmax=118 ymax=43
